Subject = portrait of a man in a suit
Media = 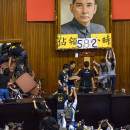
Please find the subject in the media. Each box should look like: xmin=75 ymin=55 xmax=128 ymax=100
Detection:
xmin=61 ymin=0 xmax=106 ymax=38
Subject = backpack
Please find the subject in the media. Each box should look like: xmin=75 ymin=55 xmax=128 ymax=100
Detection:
xmin=64 ymin=102 xmax=75 ymax=122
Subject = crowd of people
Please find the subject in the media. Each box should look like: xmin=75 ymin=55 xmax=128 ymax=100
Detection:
xmin=32 ymin=86 xmax=77 ymax=130
xmin=0 ymin=43 xmax=32 ymax=102
xmin=0 ymin=42 xmax=116 ymax=102
xmin=0 ymin=122 xmax=23 ymax=130
xmin=32 ymin=96 xmax=130 ymax=130
xmin=58 ymin=48 xmax=116 ymax=94
xmin=33 ymin=48 xmax=117 ymax=129
xmin=0 ymin=43 xmax=125 ymax=130
xmin=41 ymin=48 xmax=117 ymax=129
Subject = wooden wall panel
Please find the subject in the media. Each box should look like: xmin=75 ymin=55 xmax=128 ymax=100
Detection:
xmin=0 ymin=0 xmax=129 ymax=93
xmin=112 ymin=21 xmax=130 ymax=91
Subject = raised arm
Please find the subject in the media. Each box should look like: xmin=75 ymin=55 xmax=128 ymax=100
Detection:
xmin=112 ymin=48 xmax=115 ymax=59
xmin=53 ymin=91 xmax=58 ymax=95
xmin=62 ymin=114 xmax=66 ymax=128
xmin=93 ymin=60 xmax=100 ymax=68
xmin=43 ymin=100 xmax=48 ymax=109
xmin=9 ymin=57 xmax=12 ymax=69
xmin=33 ymin=100 xmax=38 ymax=109
xmin=58 ymin=80 xmax=62 ymax=86
xmin=98 ymin=124 xmax=101 ymax=130
xmin=98 ymin=120 xmax=103 ymax=130
xmin=33 ymin=100 xmax=48 ymax=109
xmin=91 ymin=77 xmax=96 ymax=91
xmin=93 ymin=66 xmax=99 ymax=75
xmin=64 ymin=86 xmax=69 ymax=95
xmin=106 ymin=120 xmax=113 ymax=130
xmin=106 ymin=50 xmax=109 ymax=61
xmin=73 ymin=88 xmax=77 ymax=100
xmin=69 ymin=88 xmax=74 ymax=96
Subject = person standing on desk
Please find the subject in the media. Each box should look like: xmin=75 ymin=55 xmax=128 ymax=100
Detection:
xmin=77 ymin=61 xmax=95 ymax=93
xmin=106 ymin=49 xmax=116 ymax=93
xmin=58 ymin=64 xmax=70 ymax=93
xmin=8 ymin=44 xmax=32 ymax=76
xmin=67 ymin=61 xmax=80 ymax=93
xmin=61 ymin=0 xmax=106 ymax=38
xmin=93 ymin=59 xmax=109 ymax=93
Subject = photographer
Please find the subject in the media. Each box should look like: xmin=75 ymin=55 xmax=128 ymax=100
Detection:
xmin=98 ymin=119 xmax=113 ymax=130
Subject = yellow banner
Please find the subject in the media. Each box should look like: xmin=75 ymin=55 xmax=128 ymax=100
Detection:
xmin=91 ymin=33 xmax=112 ymax=48
xmin=57 ymin=34 xmax=78 ymax=49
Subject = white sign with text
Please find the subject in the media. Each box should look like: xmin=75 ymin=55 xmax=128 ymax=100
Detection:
xmin=77 ymin=38 xmax=98 ymax=49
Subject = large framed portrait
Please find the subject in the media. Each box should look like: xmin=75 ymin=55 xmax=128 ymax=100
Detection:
xmin=55 ymin=0 xmax=112 ymax=49
xmin=56 ymin=0 xmax=111 ymax=34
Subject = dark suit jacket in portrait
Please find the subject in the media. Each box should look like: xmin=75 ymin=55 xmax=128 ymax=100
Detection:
xmin=61 ymin=18 xmax=106 ymax=38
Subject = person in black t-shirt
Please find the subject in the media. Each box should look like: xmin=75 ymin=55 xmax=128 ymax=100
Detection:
xmin=77 ymin=61 xmax=95 ymax=93
xmin=33 ymin=100 xmax=49 ymax=130
xmin=0 ymin=68 xmax=10 ymax=101
xmin=33 ymin=100 xmax=59 ymax=130
xmin=8 ymin=44 xmax=31 ymax=75
xmin=68 ymin=61 xmax=81 ymax=92
xmin=42 ymin=108 xmax=58 ymax=130
xmin=0 ymin=50 xmax=9 ymax=66
xmin=58 ymin=64 xmax=69 ymax=87
xmin=53 ymin=86 xmax=68 ymax=128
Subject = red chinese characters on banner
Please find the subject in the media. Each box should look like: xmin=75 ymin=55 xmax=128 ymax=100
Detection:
xmin=27 ymin=0 xmax=55 ymax=21
xmin=112 ymin=0 xmax=130 ymax=20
